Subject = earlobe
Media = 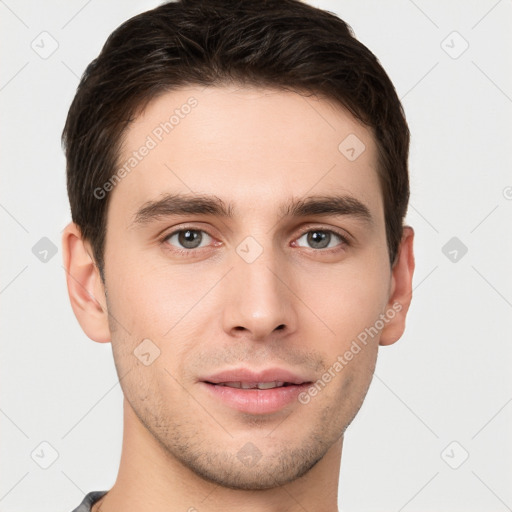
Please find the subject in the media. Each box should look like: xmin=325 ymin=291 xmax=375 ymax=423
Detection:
xmin=61 ymin=222 xmax=111 ymax=343
xmin=379 ymin=226 xmax=415 ymax=346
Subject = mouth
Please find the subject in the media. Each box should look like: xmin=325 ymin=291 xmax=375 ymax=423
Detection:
xmin=199 ymin=368 xmax=313 ymax=414
xmin=205 ymin=381 xmax=304 ymax=390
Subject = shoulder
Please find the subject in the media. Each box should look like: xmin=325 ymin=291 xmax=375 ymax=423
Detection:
xmin=70 ymin=491 xmax=108 ymax=512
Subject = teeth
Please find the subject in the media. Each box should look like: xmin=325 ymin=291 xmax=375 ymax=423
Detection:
xmin=217 ymin=381 xmax=287 ymax=389
xmin=222 ymin=382 xmax=242 ymax=388
xmin=257 ymin=381 xmax=285 ymax=389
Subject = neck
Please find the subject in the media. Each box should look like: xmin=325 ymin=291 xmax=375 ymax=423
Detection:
xmin=94 ymin=399 xmax=342 ymax=512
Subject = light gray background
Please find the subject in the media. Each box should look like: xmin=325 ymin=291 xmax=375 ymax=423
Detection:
xmin=1 ymin=1 xmax=511 ymax=510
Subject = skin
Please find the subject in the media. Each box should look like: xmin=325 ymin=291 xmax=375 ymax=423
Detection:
xmin=62 ymin=85 xmax=415 ymax=512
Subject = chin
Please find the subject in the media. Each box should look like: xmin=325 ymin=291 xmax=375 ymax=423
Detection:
xmin=179 ymin=442 xmax=327 ymax=491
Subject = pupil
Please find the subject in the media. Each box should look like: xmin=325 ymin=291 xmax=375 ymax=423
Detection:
xmin=308 ymin=231 xmax=329 ymax=249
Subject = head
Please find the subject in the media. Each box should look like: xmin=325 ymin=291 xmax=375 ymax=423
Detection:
xmin=62 ymin=0 xmax=414 ymax=491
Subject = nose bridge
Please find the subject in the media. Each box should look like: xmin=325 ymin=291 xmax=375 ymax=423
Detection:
xmin=223 ymin=237 xmax=295 ymax=339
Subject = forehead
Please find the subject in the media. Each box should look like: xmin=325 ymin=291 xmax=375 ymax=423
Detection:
xmin=110 ymin=85 xmax=384 ymax=226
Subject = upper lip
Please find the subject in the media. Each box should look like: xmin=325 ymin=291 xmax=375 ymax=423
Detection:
xmin=201 ymin=367 xmax=312 ymax=385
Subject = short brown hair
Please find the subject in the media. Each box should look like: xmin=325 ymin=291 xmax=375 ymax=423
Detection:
xmin=62 ymin=0 xmax=410 ymax=278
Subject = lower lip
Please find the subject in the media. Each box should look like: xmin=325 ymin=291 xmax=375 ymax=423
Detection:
xmin=200 ymin=382 xmax=311 ymax=414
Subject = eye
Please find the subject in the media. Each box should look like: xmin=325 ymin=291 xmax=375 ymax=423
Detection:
xmin=164 ymin=228 xmax=213 ymax=250
xmin=294 ymin=229 xmax=348 ymax=250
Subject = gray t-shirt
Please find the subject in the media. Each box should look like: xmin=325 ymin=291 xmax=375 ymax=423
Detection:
xmin=71 ymin=491 xmax=108 ymax=512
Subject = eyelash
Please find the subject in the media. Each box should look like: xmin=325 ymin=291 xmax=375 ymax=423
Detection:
xmin=160 ymin=225 xmax=350 ymax=257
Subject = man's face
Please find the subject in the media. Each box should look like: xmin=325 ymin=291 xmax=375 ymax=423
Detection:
xmin=102 ymin=85 xmax=393 ymax=489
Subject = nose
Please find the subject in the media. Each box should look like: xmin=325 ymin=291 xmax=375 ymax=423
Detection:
xmin=221 ymin=246 xmax=297 ymax=341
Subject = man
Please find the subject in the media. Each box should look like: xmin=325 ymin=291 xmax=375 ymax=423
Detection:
xmin=62 ymin=0 xmax=414 ymax=510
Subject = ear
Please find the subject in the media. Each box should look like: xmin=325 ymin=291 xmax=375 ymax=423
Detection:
xmin=379 ymin=226 xmax=415 ymax=346
xmin=62 ymin=222 xmax=111 ymax=343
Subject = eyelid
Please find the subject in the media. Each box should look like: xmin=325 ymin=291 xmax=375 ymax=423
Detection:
xmin=159 ymin=221 xmax=215 ymax=237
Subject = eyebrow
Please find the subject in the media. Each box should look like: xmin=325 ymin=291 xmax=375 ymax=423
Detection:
xmin=130 ymin=193 xmax=373 ymax=227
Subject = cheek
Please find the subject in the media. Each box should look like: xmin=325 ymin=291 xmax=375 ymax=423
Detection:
xmin=104 ymin=252 xmax=199 ymax=338
xmin=296 ymin=257 xmax=390 ymax=344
